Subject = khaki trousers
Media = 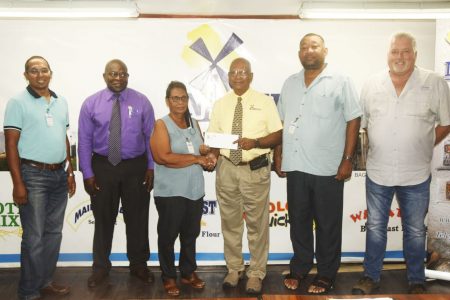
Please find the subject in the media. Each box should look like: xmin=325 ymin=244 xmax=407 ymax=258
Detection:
xmin=215 ymin=156 xmax=270 ymax=279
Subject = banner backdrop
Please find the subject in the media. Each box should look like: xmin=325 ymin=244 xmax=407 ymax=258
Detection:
xmin=426 ymin=18 xmax=450 ymax=281
xmin=0 ymin=18 xmax=436 ymax=267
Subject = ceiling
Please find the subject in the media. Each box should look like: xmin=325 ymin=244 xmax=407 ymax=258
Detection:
xmin=0 ymin=0 xmax=449 ymax=16
xmin=137 ymin=0 xmax=450 ymax=16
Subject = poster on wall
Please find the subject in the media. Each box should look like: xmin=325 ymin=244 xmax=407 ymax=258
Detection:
xmin=426 ymin=172 xmax=450 ymax=281
xmin=426 ymin=18 xmax=450 ymax=282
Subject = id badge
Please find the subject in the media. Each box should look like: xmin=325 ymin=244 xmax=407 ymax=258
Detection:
xmin=288 ymin=122 xmax=297 ymax=134
xmin=46 ymin=113 xmax=54 ymax=127
xmin=186 ymin=139 xmax=195 ymax=154
xmin=288 ymin=117 xmax=299 ymax=134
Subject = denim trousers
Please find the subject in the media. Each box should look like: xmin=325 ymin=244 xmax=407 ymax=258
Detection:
xmin=18 ymin=164 xmax=68 ymax=300
xmin=363 ymin=175 xmax=430 ymax=284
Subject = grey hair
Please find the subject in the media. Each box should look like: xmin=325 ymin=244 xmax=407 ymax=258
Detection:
xmin=390 ymin=32 xmax=417 ymax=53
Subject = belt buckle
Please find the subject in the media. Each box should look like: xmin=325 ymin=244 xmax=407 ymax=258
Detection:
xmin=29 ymin=162 xmax=39 ymax=169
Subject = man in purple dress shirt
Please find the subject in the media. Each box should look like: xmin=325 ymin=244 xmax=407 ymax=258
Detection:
xmin=78 ymin=59 xmax=155 ymax=287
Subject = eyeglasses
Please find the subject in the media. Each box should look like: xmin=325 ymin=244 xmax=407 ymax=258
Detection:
xmin=168 ymin=96 xmax=189 ymax=103
xmin=27 ymin=68 xmax=51 ymax=76
xmin=228 ymin=70 xmax=250 ymax=78
xmin=108 ymin=71 xmax=129 ymax=79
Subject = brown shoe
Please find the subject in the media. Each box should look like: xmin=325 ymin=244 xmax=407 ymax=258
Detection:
xmin=181 ymin=272 xmax=205 ymax=289
xmin=246 ymin=277 xmax=263 ymax=294
xmin=163 ymin=278 xmax=180 ymax=296
xmin=40 ymin=283 xmax=70 ymax=296
xmin=87 ymin=271 xmax=108 ymax=288
xmin=223 ymin=270 xmax=245 ymax=288
xmin=130 ymin=268 xmax=154 ymax=283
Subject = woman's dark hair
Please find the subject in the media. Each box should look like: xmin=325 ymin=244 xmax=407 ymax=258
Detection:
xmin=165 ymin=81 xmax=192 ymax=128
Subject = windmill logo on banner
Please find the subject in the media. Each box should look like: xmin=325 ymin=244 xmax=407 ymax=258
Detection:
xmin=184 ymin=29 xmax=244 ymax=121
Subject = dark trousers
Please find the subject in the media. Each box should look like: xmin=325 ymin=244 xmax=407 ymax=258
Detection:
xmin=286 ymin=171 xmax=344 ymax=280
xmin=91 ymin=154 xmax=150 ymax=273
xmin=154 ymin=196 xmax=203 ymax=280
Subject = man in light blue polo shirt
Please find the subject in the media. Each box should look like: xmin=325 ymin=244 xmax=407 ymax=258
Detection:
xmin=274 ymin=33 xmax=361 ymax=294
xmin=3 ymin=56 xmax=76 ymax=300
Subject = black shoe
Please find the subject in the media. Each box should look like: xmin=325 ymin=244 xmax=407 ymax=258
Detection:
xmin=87 ymin=271 xmax=108 ymax=288
xmin=352 ymin=276 xmax=380 ymax=295
xmin=409 ymin=283 xmax=426 ymax=294
xmin=130 ymin=268 xmax=154 ymax=283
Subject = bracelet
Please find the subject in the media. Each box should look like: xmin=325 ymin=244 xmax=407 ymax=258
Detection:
xmin=255 ymin=139 xmax=260 ymax=148
xmin=343 ymin=155 xmax=353 ymax=161
xmin=68 ymin=172 xmax=74 ymax=177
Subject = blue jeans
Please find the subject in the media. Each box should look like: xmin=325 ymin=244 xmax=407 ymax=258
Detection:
xmin=363 ymin=175 xmax=430 ymax=284
xmin=18 ymin=164 xmax=68 ymax=300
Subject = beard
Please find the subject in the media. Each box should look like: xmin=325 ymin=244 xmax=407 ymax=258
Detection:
xmin=391 ymin=62 xmax=412 ymax=74
xmin=300 ymin=57 xmax=324 ymax=70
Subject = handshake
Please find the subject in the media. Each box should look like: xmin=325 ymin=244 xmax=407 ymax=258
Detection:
xmin=196 ymin=145 xmax=217 ymax=171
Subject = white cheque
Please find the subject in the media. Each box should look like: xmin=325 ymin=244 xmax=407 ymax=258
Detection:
xmin=204 ymin=132 xmax=239 ymax=150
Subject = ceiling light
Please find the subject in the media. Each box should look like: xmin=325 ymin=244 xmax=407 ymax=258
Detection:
xmin=298 ymin=1 xmax=450 ymax=20
xmin=0 ymin=1 xmax=139 ymax=19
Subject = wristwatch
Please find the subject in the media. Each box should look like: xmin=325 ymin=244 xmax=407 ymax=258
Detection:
xmin=343 ymin=155 xmax=353 ymax=161
xmin=254 ymin=139 xmax=260 ymax=148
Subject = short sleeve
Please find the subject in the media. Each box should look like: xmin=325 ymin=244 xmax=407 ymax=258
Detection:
xmin=265 ymin=96 xmax=283 ymax=133
xmin=341 ymin=76 xmax=362 ymax=122
xmin=3 ymin=98 xmax=23 ymax=131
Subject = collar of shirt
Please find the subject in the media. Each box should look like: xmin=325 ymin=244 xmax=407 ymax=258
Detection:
xmin=231 ymin=88 xmax=252 ymax=102
xmin=105 ymin=87 xmax=131 ymax=103
xmin=383 ymin=66 xmax=422 ymax=96
xmin=299 ymin=64 xmax=334 ymax=89
xmin=27 ymin=85 xmax=58 ymax=99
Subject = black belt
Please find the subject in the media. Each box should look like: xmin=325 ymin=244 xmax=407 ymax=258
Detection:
xmin=93 ymin=152 xmax=145 ymax=161
xmin=21 ymin=158 xmax=64 ymax=171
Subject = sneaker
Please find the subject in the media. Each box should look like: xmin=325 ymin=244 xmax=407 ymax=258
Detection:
xmin=352 ymin=276 xmax=380 ymax=295
xmin=246 ymin=277 xmax=262 ymax=294
xmin=409 ymin=283 xmax=426 ymax=294
xmin=223 ymin=270 xmax=245 ymax=288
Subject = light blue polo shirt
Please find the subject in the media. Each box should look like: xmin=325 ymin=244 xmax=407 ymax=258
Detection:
xmin=277 ymin=66 xmax=362 ymax=176
xmin=3 ymin=86 xmax=69 ymax=164
xmin=154 ymin=115 xmax=205 ymax=200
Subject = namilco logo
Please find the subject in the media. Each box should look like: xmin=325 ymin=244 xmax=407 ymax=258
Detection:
xmin=182 ymin=24 xmax=245 ymax=121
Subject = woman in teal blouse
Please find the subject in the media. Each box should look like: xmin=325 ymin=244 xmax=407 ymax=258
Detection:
xmin=150 ymin=81 xmax=215 ymax=296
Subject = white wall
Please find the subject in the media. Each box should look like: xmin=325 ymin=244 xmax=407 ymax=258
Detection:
xmin=0 ymin=18 xmax=435 ymax=126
